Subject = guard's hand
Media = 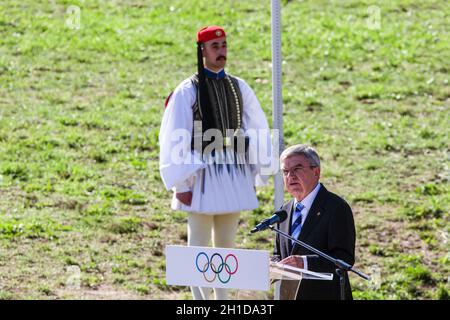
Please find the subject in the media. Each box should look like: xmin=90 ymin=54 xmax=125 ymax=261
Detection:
xmin=280 ymin=255 xmax=304 ymax=269
xmin=176 ymin=191 xmax=192 ymax=206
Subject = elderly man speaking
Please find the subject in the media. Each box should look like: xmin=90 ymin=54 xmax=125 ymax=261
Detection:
xmin=273 ymin=144 xmax=356 ymax=300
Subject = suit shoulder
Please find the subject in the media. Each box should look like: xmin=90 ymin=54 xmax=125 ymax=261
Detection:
xmin=324 ymin=189 xmax=352 ymax=213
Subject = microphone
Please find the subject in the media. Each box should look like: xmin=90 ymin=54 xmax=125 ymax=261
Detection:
xmin=250 ymin=210 xmax=288 ymax=233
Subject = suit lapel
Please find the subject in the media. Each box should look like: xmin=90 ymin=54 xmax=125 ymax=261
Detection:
xmin=291 ymin=184 xmax=327 ymax=253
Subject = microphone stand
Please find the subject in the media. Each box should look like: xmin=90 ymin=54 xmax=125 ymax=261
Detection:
xmin=267 ymin=225 xmax=370 ymax=300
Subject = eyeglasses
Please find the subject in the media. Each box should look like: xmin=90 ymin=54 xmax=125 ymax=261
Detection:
xmin=281 ymin=165 xmax=316 ymax=177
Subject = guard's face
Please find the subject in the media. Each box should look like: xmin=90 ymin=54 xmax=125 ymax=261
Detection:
xmin=281 ymin=155 xmax=320 ymax=201
xmin=202 ymin=37 xmax=227 ymax=71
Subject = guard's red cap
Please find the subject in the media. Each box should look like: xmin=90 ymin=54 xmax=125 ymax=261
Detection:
xmin=197 ymin=26 xmax=226 ymax=43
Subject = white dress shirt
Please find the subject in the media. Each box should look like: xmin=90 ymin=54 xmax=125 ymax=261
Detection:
xmin=292 ymin=182 xmax=321 ymax=270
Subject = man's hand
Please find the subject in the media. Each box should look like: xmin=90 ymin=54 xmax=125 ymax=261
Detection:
xmin=176 ymin=191 xmax=192 ymax=206
xmin=279 ymin=255 xmax=304 ymax=269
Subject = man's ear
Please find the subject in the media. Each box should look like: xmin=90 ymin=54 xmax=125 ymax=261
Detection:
xmin=314 ymin=167 xmax=321 ymax=179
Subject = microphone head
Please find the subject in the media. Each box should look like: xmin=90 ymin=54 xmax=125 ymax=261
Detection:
xmin=274 ymin=210 xmax=288 ymax=223
xmin=249 ymin=210 xmax=288 ymax=234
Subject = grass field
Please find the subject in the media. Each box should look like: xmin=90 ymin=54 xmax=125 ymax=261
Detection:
xmin=0 ymin=0 xmax=449 ymax=299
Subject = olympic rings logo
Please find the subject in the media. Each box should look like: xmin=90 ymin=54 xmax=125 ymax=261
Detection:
xmin=195 ymin=252 xmax=239 ymax=284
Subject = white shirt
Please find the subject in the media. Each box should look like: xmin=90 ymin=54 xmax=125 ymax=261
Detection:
xmin=292 ymin=182 xmax=321 ymax=236
xmin=159 ymin=74 xmax=275 ymax=213
xmin=292 ymin=182 xmax=321 ymax=270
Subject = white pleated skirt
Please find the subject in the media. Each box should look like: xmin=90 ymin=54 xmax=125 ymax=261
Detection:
xmin=171 ymin=153 xmax=259 ymax=214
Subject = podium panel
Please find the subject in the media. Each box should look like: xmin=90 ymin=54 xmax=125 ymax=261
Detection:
xmin=166 ymin=245 xmax=270 ymax=291
xmin=165 ymin=245 xmax=333 ymax=300
xmin=232 ymin=262 xmax=333 ymax=300
xmin=270 ymin=262 xmax=333 ymax=300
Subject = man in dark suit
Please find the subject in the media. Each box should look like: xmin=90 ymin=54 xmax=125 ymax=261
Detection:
xmin=272 ymin=144 xmax=356 ymax=300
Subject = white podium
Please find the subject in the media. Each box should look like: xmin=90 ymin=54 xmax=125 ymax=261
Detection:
xmin=165 ymin=245 xmax=333 ymax=300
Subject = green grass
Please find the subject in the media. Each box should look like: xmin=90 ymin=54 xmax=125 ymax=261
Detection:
xmin=0 ymin=0 xmax=449 ymax=299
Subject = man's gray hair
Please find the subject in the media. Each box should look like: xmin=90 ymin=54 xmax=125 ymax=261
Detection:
xmin=280 ymin=144 xmax=321 ymax=168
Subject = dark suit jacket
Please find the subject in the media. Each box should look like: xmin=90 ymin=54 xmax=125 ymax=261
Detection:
xmin=273 ymin=184 xmax=356 ymax=300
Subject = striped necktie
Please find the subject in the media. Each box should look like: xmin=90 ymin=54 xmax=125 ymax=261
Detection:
xmin=291 ymin=202 xmax=305 ymax=245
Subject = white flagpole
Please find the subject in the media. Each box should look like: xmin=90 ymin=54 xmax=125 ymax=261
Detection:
xmin=271 ymin=0 xmax=284 ymax=210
